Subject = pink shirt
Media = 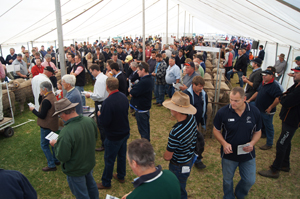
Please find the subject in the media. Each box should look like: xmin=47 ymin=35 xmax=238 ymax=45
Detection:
xmin=0 ymin=63 xmax=5 ymax=78
xmin=41 ymin=61 xmax=58 ymax=71
xmin=72 ymin=62 xmax=84 ymax=75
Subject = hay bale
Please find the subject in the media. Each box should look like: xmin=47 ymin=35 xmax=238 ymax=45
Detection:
xmin=205 ymin=68 xmax=211 ymax=73
xmin=213 ymin=74 xmax=225 ymax=82
xmin=204 ymin=81 xmax=214 ymax=93
xmin=12 ymin=79 xmax=33 ymax=113
xmin=205 ymin=60 xmax=212 ymax=68
xmin=2 ymin=89 xmax=15 ymax=117
xmin=204 ymin=73 xmax=212 ymax=81
xmin=207 ymin=91 xmax=214 ymax=101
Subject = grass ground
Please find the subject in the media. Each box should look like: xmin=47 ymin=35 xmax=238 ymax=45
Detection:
xmin=0 ymin=70 xmax=299 ymax=198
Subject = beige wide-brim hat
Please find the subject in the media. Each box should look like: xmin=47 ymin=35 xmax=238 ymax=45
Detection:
xmin=163 ymin=91 xmax=196 ymax=115
xmin=52 ymin=98 xmax=79 ymax=116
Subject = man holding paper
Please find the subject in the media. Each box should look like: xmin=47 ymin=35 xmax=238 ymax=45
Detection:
xmin=85 ymin=64 xmax=108 ymax=152
xmin=213 ymin=87 xmax=261 ymax=199
xmin=29 ymin=81 xmax=59 ymax=172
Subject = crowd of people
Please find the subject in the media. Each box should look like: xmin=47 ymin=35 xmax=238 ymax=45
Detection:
xmin=0 ymin=35 xmax=299 ymax=199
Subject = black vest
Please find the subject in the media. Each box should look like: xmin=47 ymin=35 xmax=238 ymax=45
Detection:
xmin=74 ymin=62 xmax=85 ymax=86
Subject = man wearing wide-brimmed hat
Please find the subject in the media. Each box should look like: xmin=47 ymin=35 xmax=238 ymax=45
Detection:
xmin=50 ymin=98 xmax=99 ymax=199
xmin=163 ymin=91 xmax=198 ymax=199
xmin=274 ymin=53 xmax=287 ymax=81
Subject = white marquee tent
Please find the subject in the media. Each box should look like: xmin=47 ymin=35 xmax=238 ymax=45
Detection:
xmin=1 ymin=0 xmax=300 ymax=90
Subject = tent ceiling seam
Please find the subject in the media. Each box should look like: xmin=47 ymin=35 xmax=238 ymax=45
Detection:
xmin=0 ymin=0 xmax=22 ymax=18
xmin=32 ymin=0 xmax=104 ymax=42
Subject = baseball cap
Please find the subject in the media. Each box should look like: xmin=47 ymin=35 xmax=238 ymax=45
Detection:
xmin=261 ymin=70 xmax=273 ymax=76
xmin=44 ymin=66 xmax=55 ymax=74
xmin=294 ymin=56 xmax=300 ymax=62
xmin=125 ymin=55 xmax=133 ymax=63
xmin=184 ymin=62 xmax=195 ymax=69
xmin=251 ymin=58 xmax=262 ymax=65
xmin=291 ymin=66 xmax=300 ymax=72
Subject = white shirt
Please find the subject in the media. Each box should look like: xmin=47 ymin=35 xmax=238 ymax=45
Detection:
xmin=90 ymin=72 xmax=108 ymax=102
xmin=31 ymin=74 xmax=53 ymax=110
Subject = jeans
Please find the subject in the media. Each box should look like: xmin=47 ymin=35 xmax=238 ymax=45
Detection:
xmin=40 ymin=127 xmax=59 ymax=168
xmin=271 ymin=122 xmax=298 ymax=171
xmin=75 ymin=86 xmax=86 ymax=106
xmin=222 ymin=158 xmax=256 ymax=199
xmin=169 ymin=160 xmax=194 ymax=199
xmin=95 ymin=102 xmax=105 ymax=147
xmin=67 ymin=170 xmax=99 ymax=199
xmin=154 ymin=84 xmax=166 ymax=104
xmin=260 ymin=112 xmax=274 ymax=146
xmin=101 ymin=134 xmax=129 ymax=187
xmin=226 ymin=70 xmax=244 ymax=87
xmin=167 ymin=84 xmax=175 ymax=98
xmin=135 ymin=111 xmax=150 ymax=141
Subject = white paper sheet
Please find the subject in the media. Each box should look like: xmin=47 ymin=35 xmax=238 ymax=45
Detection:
xmin=237 ymin=143 xmax=250 ymax=155
xmin=45 ymin=131 xmax=59 ymax=141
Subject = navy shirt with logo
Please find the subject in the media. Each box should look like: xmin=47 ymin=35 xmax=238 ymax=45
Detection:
xmin=213 ymin=103 xmax=262 ymax=162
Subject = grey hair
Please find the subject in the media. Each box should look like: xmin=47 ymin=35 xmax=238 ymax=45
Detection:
xmin=44 ymin=54 xmax=51 ymax=59
xmin=130 ymin=61 xmax=138 ymax=68
xmin=40 ymin=81 xmax=52 ymax=92
xmin=194 ymin=62 xmax=200 ymax=70
xmin=127 ymin=138 xmax=155 ymax=168
xmin=62 ymin=74 xmax=76 ymax=87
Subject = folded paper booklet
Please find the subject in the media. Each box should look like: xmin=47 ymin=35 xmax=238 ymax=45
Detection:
xmin=173 ymin=83 xmax=183 ymax=90
xmin=81 ymin=91 xmax=93 ymax=96
xmin=45 ymin=131 xmax=59 ymax=141
xmin=28 ymin=102 xmax=35 ymax=107
xmin=106 ymin=194 xmax=119 ymax=199
xmin=237 ymin=143 xmax=250 ymax=155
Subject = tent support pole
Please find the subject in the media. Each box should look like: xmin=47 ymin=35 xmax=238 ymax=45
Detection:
xmin=142 ymin=0 xmax=145 ymax=62
xmin=184 ymin=11 xmax=186 ymax=37
xmin=73 ymin=39 xmax=76 ymax=55
xmin=166 ymin=0 xmax=168 ymax=44
xmin=54 ymin=40 xmax=58 ymax=67
xmin=0 ymin=45 xmax=3 ymax=57
xmin=189 ymin=14 xmax=190 ymax=36
xmin=275 ymin=43 xmax=278 ymax=63
xmin=192 ymin=16 xmax=193 ymax=35
xmin=55 ymin=0 xmax=66 ymax=95
xmin=177 ymin=4 xmax=179 ymax=40
xmin=256 ymin=40 xmax=260 ymax=57
xmin=26 ymin=42 xmax=29 ymax=52
xmin=281 ymin=45 xmax=292 ymax=85
xmin=31 ymin=41 xmax=33 ymax=49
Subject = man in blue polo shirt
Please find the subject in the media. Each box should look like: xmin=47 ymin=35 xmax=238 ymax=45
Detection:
xmin=213 ymin=87 xmax=261 ymax=199
xmin=247 ymin=69 xmax=282 ymax=150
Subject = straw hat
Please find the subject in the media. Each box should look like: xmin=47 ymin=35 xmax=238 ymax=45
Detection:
xmin=52 ymin=98 xmax=78 ymax=116
xmin=163 ymin=91 xmax=196 ymax=115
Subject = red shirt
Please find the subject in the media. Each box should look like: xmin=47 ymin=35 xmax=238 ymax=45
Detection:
xmin=31 ymin=65 xmax=45 ymax=77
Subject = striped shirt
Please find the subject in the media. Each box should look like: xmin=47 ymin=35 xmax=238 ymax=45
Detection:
xmin=167 ymin=115 xmax=198 ymax=164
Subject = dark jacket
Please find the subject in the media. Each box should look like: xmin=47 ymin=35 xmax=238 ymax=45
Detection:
xmin=175 ymin=55 xmax=185 ymax=69
xmin=73 ymin=62 xmax=86 ymax=87
xmin=93 ymin=53 xmax=105 ymax=70
xmin=279 ymin=83 xmax=300 ymax=128
xmin=131 ymin=50 xmax=139 ymax=60
xmin=245 ymin=68 xmax=262 ymax=100
xmin=155 ymin=60 xmax=167 ymax=85
xmin=99 ymin=91 xmax=130 ymax=141
xmin=116 ymin=72 xmax=127 ymax=95
xmin=0 ymin=169 xmax=37 ymax=199
xmin=258 ymin=49 xmax=265 ymax=60
xmin=234 ymin=54 xmax=248 ymax=72
xmin=130 ymin=75 xmax=153 ymax=111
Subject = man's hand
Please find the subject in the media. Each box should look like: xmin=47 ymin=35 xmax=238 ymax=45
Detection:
xmin=232 ymin=68 xmax=236 ymax=72
xmin=50 ymin=140 xmax=57 ymax=147
xmin=29 ymin=106 xmax=35 ymax=111
xmin=222 ymin=142 xmax=233 ymax=154
xmin=265 ymin=107 xmax=272 ymax=114
xmin=97 ymin=111 xmax=101 ymax=116
xmin=151 ymin=72 xmax=156 ymax=76
xmin=243 ymin=143 xmax=254 ymax=153
xmin=52 ymin=57 xmax=55 ymax=60
xmin=85 ymin=93 xmax=91 ymax=98
xmin=9 ymin=59 xmax=13 ymax=63
xmin=121 ymin=192 xmax=132 ymax=199
xmin=242 ymin=76 xmax=248 ymax=83
xmin=179 ymin=84 xmax=188 ymax=91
